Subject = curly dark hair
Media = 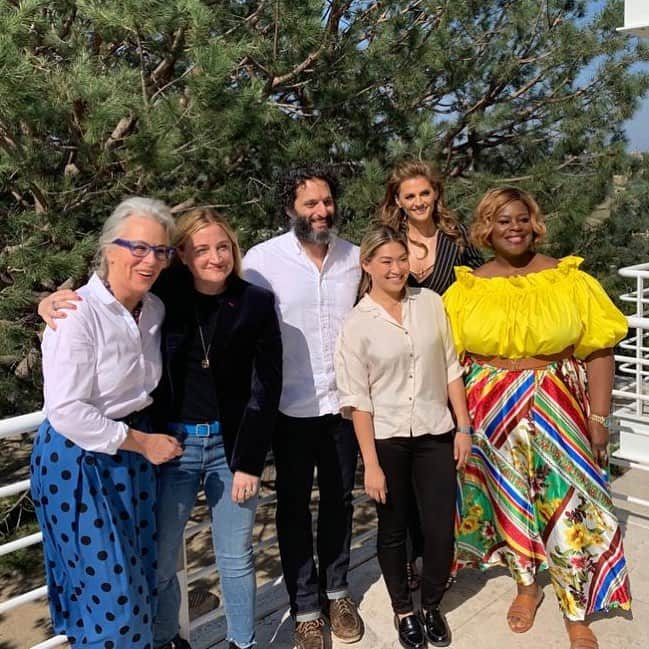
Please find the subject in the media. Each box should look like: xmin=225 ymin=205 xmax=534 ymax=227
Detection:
xmin=276 ymin=163 xmax=340 ymax=216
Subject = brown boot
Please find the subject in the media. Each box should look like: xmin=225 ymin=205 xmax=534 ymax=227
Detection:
xmin=326 ymin=596 xmax=364 ymax=643
xmin=295 ymin=617 xmax=328 ymax=649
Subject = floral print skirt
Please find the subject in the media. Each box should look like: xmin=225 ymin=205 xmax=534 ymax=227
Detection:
xmin=455 ymin=357 xmax=631 ymax=620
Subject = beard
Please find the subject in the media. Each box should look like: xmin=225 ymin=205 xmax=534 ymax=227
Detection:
xmin=291 ymin=214 xmax=336 ymax=245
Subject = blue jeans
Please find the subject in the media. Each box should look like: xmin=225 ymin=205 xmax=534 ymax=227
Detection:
xmin=154 ymin=433 xmax=258 ymax=648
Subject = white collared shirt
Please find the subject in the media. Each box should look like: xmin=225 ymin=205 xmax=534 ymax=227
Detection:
xmin=42 ymin=273 xmax=165 ymax=453
xmin=335 ymin=287 xmax=463 ymax=439
xmin=243 ymin=231 xmax=360 ymax=417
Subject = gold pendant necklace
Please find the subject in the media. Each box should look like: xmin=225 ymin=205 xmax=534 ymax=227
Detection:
xmin=413 ymin=262 xmax=435 ymax=279
xmin=195 ymin=311 xmax=213 ymax=369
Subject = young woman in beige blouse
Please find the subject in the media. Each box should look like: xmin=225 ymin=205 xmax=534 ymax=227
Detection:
xmin=335 ymin=225 xmax=472 ymax=649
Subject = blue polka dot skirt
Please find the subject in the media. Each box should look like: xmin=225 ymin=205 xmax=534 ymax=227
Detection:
xmin=31 ymin=420 xmax=158 ymax=648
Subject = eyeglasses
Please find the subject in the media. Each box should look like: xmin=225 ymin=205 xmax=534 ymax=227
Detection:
xmin=111 ymin=238 xmax=176 ymax=261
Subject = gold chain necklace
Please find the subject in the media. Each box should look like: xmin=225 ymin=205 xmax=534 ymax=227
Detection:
xmin=412 ymin=262 xmax=435 ymax=280
xmin=194 ymin=301 xmax=216 ymax=369
xmin=409 ymin=229 xmax=437 ymax=279
xmin=196 ymin=321 xmax=213 ymax=369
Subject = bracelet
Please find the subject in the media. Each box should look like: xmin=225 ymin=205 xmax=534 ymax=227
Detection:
xmin=456 ymin=425 xmax=473 ymax=436
xmin=588 ymin=413 xmax=610 ymax=427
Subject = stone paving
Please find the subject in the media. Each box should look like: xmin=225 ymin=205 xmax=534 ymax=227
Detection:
xmin=197 ymin=467 xmax=648 ymax=649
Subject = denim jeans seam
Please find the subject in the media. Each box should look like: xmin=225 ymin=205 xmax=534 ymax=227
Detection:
xmin=155 ymin=433 xmax=257 ymax=647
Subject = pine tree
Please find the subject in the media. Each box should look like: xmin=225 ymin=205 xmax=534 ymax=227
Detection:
xmin=576 ymin=153 xmax=649 ymax=304
xmin=1 ymin=0 xmax=648 ymax=415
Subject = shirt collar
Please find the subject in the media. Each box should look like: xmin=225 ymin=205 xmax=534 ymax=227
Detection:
xmin=356 ymin=287 xmax=416 ymax=313
xmin=89 ymin=272 xmax=118 ymax=305
xmin=89 ymin=272 xmax=154 ymax=310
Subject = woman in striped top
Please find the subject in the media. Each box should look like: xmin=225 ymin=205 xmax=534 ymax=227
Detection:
xmin=378 ymin=160 xmax=483 ymax=295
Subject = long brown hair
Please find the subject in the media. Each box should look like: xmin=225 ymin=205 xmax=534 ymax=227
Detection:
xmin=173 ymin=207 xmax=242 ymax=278
xmin=357 ymin=225 xmax=409 ymax=301
xmin=377 ymin=160 xmax=464 ymax=257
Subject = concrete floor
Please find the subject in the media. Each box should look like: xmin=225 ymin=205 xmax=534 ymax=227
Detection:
xmin=196 ymin=468 xmax=648 ymax=649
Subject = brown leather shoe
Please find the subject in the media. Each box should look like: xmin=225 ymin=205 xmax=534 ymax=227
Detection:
xmin=295 ymin=617 xmax=328 ymax=649
xmin=326 ymin=596 xmax=364 ymax=643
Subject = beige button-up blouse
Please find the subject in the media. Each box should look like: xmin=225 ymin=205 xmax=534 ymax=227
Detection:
xmin=334 ymin=287 xmax=463 ymax=440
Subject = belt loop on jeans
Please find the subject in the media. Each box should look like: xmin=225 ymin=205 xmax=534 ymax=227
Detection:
xmin=168 ymin=421 xmax=221 ymax=437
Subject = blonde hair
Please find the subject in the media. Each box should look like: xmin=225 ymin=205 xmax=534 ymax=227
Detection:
xmin=470 ymin=187 xmax=547 ymax=250
xmin=174 ymin=207 xmax=242 ymax=278
xmin=378 ymin=160 xmax=465 ymax=257
xmin=357 ymin=225 xmax=408 ymax=301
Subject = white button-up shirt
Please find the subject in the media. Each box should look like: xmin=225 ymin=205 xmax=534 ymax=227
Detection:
xmin=243 ymin=231 xmax=360 ymax=417
xmin=42 ymin=273 xmax=165 ymax=453
xmin=335 ymin=287 xmax=463 ymax=439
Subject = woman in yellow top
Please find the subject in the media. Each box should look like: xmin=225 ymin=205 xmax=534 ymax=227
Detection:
xmin=443 ymin=187 xmax=631 ymax=649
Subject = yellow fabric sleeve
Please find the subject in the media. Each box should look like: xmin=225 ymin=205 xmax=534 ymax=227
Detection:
xmin=572 ymin=270 xmax=628 ymax=359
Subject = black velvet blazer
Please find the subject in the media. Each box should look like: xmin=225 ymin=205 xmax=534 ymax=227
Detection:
xmin=150 ymin=266 xmax=283 ymax=476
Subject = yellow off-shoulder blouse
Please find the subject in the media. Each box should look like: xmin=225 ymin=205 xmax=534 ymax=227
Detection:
xmin=443 ymin=256 xmax=628 ymax=360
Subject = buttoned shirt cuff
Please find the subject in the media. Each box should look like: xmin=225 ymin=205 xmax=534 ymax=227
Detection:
xmin=339 ymin=396 xmax=373 ymax=419
xmin=102 ymin=421 xmax=129 ymax=455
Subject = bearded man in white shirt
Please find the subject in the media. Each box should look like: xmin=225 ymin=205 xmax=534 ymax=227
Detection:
xmin=243 ymin=164 xmax=364 ymax=649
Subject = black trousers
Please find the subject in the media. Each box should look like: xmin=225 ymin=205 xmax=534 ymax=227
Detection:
xmin=375 ymin=432 xmax=456 ymax=613
xmin=273 ymin=413 xmax=359 ymax=617
xmin=406 ymin=489 xmax=424 ymax=563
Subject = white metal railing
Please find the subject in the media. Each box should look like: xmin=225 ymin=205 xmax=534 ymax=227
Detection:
xmin=613 ymin=262 xmax=649 ymax=473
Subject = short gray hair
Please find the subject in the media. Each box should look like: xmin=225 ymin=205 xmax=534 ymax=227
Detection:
xmin=94 ymin=196 xmax=175 ymax=278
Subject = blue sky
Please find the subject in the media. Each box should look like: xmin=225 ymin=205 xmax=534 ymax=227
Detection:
xmin=586 ymin=1 xmax=649 ymax=150
xmin=626 ymin=98 xmax=649 ymax=151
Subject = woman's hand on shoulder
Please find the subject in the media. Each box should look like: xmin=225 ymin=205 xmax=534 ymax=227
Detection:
xmin=364 ymin=462 xmax=387 ymax=504
xmin=38 ymin=289 xmax=82 ymax=330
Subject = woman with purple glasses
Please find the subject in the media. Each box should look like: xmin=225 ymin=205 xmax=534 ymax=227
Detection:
xmin=31 ymin=197 xmax=183 ymax=649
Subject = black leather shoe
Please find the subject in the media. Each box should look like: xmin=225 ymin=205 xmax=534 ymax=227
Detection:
xmin=423 ymin=607 xmax=450 ymax=647
xmin=394 ymin=613 xmax=426 ymax=649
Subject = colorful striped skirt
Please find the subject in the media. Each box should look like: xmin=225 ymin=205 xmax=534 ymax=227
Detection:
xmin=455 ymin=357 xmax=631 ymax=620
